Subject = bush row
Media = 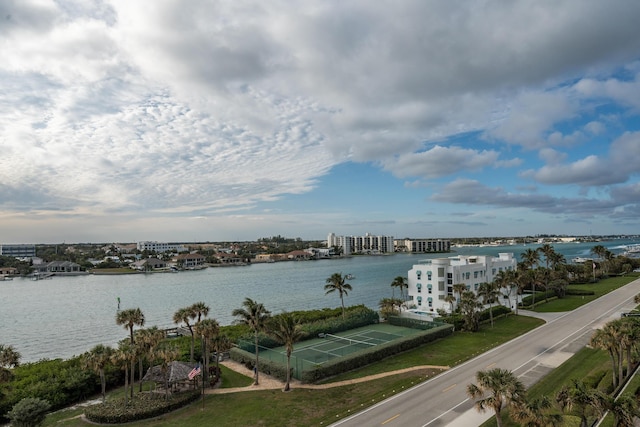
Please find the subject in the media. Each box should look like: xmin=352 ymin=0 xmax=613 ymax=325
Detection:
xmin=0 ymin=357 xmax=124 ymax=421
xmin=84 ymin=390 xmax=200 ymax=424
xmin=520 ymin=291 xmax=556 ymax=307
xmin=387 ymin=316 xmax=447 ymax=330
xmin=237 ymin=306 xmax=379 ymax=351
xmin=300 ymin=324 xmax=453 ymax=383
xmin=565 ymin=288 xmax=595 ymax=296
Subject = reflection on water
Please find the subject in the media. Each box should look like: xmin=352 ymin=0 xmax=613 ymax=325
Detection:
xmin=1 ymin=239 xmax=635 ymax=362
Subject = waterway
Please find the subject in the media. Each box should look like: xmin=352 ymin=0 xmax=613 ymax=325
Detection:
xmin=1 ymin=239 xmax=637 ymax=362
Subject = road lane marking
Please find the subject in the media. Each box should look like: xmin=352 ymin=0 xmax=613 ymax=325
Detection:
xmin=442 ymin=384 xmax=456 ymax=393
xmin=381 ymin=414 xmax=400 ymax=425
xmin=486 ymin=362 xmax=496 ymax=369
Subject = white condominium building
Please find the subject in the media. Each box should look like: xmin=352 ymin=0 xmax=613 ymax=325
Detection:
xmin=327 ymin=232 xmax=394 ymax=255
xmin=407 ymin=253 xmax=518 ymax=314
xmin=396 ymin=239 xmax=451 ymax=253
xmin=137 ymin=241 xmax=187 ymax=253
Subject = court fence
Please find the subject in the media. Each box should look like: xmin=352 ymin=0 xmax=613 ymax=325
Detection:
xmin=230 ymin=322 xmax=453 ymax=383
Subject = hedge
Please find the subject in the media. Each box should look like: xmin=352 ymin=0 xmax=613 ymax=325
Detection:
xmin=236 ymin=306 xmax=380 ymax=351
xmin=84 ymin=390 xmax=200 ymax=424
xmin=228 ymin=348 xmax=291 ymax=382
xmin=565 ymin=289 xmax=595 ymax=296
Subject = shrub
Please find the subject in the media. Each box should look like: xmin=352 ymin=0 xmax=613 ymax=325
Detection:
xmin=229 ymin=348 xmax=291 ymax=382
xmin=7 ymin=397 xmax=50 ymax=427
xmin=84 ymin=390 xmax=200 ymax=424
xmin=565 ymin=289 xmax=595 ymax=296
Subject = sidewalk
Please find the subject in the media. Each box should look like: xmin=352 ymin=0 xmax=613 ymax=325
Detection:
xmin=206 ymin=359 xmax=449 ymax=394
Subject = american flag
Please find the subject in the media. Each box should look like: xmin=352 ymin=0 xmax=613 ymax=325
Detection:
xmin=188 ymin=364 xmax=201 ymax=380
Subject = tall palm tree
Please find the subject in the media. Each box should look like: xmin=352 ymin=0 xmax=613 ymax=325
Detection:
xmin=537 ymin=244 xmax=555 ymax=270
xmin=477 ymin=282 xmax=500 ymax=327
xmin=134 ymin=327 xmax=164 ymax=392
xmin=390 ymin=276 xmax=408 ymax=302
xmin=232 ymin=297 xmax=271 ymax=385
xmin=191 ymin=301 xmax=210 ymax=323
xmin=195 ymin=318 xmax=220 ymax=384
xmin=325 ymin=273 xmax=353 ymax=319
xmin=81 ymin=344 xmax=113 ymax=403
xmin=556 ymin=379 xmax=607 ymax=427
xmin=173 ymin=306 xmax=197 ymax=363
xmin=521 ymin=248 xmax=540 ymax=269
xmin=115 ymin=307 xmax=145 ymax=399
xmin=152 ymin=343 xmax=180 ymax=401
xmin=590 ymin=323 xmax=621 ymax=389
xmin=111 ymin=340 xmax=136 ymax=406
xmin=268 ymin=312 xmax=306 ymax=391
xmin=466 ymin=368 xmax=526 ymax=427
xmin=211 ymin=333 xmax=232 ymax=380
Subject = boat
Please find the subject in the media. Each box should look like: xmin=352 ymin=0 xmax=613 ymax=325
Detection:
xmin=623 ymin=244 xmax=640 ymax=257
xmin=345 ymin=274 xmax=356 ymax=280
xmin=571 ymin=257 xmax=594 ymax=264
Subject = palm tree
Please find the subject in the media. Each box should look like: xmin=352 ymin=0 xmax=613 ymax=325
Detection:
xmin=556 ymin=379 xmax=607 ymax=427
xmin=511 ymin=395 xmax=562 ymax=427
xmin=444 ymin=294 xmax=456 ymax=314
xmin=466 ymin=368 xmax=526 ymax=427
xmin=111 ymin=341 xmax=136 ymax=406
xmin=452 ymin=283 xmax=467 ymax=309
xmin=0 ymin=344 xmax=21 ymax=383
xmin=477 ymin=282 xmax=500 ymax=327
xmin=232 ymin=297 xmax=271 ymax=385
xmin=134 ymin=327 xmax=164 ymax=392
xmin=390 ymin=276 xmax=408 ymax=302
xmin=82 ymin=344 xmax=114 ymax=403
xmin=459 ymin=290 xmax=483 ymax=332
xmin=173 ymin=306 xmax=197 ymax=363
xmin=152 ymin=343 xmax=180 ymax=401
xmin=537 ymin=244 xmax=555 ymax=269
xmin=606 ymin=395 xmax=640 ymax=427
xmin=191 ymin=301 xmax=210 ymax=323
xmin=211 ymin=333 xmax=232 ymax=380
xmin=268 ymin=312 xmax=306 ymax=391
xmin=195 ymin=318 xmax=220 ymax=384
xmin=590 ymin=323 xmax=621 ymax=389
xmin=325 ymin=273 xmax=353 ymax=319
xmin=115 ymin=307 xmax=145 ymax=399
xmin=521 ymin=248 xmax=540 ymax=269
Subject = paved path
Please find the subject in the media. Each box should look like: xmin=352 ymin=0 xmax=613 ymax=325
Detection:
xmin=207 ymin=359 xmax=449 ymax=394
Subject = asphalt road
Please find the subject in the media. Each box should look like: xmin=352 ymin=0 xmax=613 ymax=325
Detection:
xmin=330 ymin=278 xmax=640 ymax=427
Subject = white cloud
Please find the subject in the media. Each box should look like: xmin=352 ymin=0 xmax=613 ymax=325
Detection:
xmin=3 ymin=1 xmax=640 ymax=241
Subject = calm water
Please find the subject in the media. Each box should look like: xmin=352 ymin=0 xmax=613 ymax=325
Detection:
xmin=2 ymin=239 xmax=636 ymax=362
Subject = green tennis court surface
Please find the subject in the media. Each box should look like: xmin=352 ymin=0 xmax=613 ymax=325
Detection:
xmin=254 ymin=323 xmax=426 ymax=378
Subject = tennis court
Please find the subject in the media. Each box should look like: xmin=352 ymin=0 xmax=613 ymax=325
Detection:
xmin=253 ymin=323 xmax=426 ymax=379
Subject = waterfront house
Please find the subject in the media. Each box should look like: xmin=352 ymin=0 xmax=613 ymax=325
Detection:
xmin=131 ymin=257 xmax=167 ymax=271
xmin=214 ymin=252 xmax=245 ymax=264
xmin=174 ymin=253 xmax=206 ymax=269
xmin=36 ymin=261 xmax=84 ymax=275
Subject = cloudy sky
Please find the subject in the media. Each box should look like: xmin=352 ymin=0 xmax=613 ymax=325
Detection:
xmin=2 ymin=0 xmax=640 ymax=244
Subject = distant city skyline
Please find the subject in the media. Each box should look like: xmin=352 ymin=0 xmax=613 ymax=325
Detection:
xmin=1 ymin=1 xmax=640 ymax=244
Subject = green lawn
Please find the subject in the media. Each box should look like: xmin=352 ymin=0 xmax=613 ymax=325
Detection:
xmin=534 ymin=274 xmax=638 ymax=313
